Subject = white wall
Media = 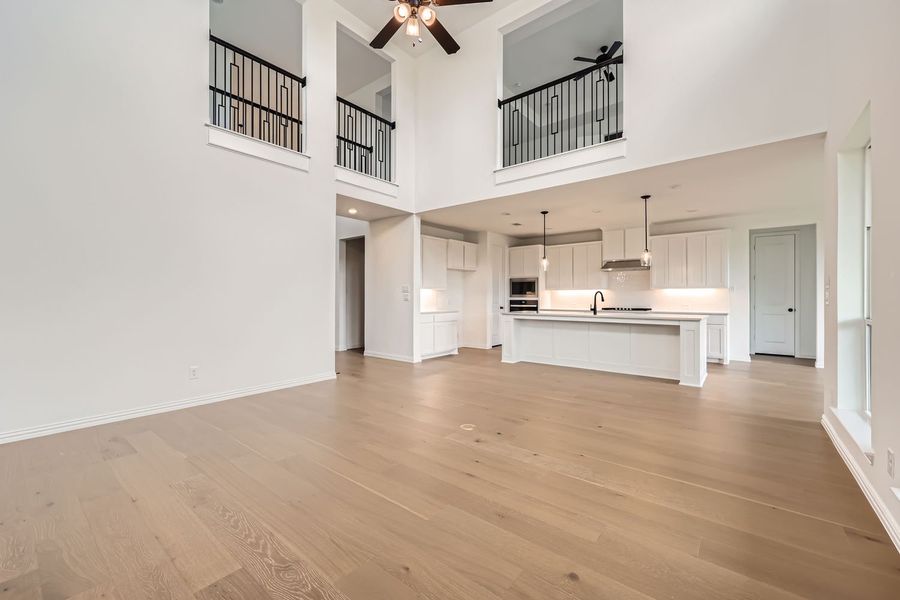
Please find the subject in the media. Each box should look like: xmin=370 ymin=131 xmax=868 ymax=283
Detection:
xmin=0 ymin=0 xmax=339 ymax=440
xmin=822 ymin=0 xmax=900 ymax=550
xmin=365 ymin=215 xmax=419 ymax=362
xmin=413 ymin=0 xmax=827 ymax=212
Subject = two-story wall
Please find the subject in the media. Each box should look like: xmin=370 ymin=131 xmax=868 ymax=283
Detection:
xmin=413 ymin=0 xmax=828 ymax=212
xmin=0 ymin=0 xmax=419 ymax=441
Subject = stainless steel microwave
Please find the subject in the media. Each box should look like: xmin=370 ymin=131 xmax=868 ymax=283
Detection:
xmin=510 ymin=278 xmax=538 ymax=298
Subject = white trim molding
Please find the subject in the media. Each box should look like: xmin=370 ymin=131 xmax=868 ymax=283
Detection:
xmin=335 ymin=165 xmax=400 ymax=203
xmin=494 ymin=138 xmax=626 ymax=185
xmin=822 ymin=415 xmax=900 ymax=553
xmin=0 ymin=372 xmax=336 ymax=445
xmin=363 ymin=350 xmax=416 ymax=363
xmin=206 ymin=124 xmax=311 ymax=171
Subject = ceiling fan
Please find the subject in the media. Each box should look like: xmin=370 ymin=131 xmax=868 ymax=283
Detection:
xmin=573 ymin=41 xmax=623 ymax=65
xmin=370 ymin=0 xmax=493 ymax=55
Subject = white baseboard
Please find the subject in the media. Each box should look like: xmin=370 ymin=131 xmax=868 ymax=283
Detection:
xmin=363 ymin=351 xmax=416 ymax=363
xmin=0 ymin=372 xmax=336 ymax=445
xmin=730 ymin=354 xmax=753 ymax=363
xmin=821 ymin=415 xmax=900 ymax=553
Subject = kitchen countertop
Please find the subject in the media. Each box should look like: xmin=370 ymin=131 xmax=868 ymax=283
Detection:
xmin=503 ymin=311 xmax=706 ymax=322
xmin=540 ymin=308 xmax=729 ymax=316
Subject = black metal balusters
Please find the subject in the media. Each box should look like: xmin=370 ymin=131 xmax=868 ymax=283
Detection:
xmin=336 ymin=97 xmax=396 ymax=182
xmin=209 ymin=34 xmax=306 ymax=153
xmin=498 ymin=54 xmax=623 ymax=168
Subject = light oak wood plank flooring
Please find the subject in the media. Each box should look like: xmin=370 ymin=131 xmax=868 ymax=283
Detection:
xmin=1 ymin=348 xmax=898 ymax=599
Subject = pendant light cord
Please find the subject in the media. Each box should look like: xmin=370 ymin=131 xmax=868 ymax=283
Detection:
xmin=641 ymin=195 xmax=651 ymax=251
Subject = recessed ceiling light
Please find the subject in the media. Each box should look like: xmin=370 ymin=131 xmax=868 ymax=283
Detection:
xmin=501 ymin=212 xmax=511 ymax=216
xmin=512 ymin=222 xmax=522 ymax=226
xmin=669 ymin=184 xmax=682 ymax=190
xmin=686 ymin=208 xmax=699 ymax=213
xmin=348 ymin=208 xmax=358 ymax=215
xmin=592 ymin=209 xmax=603 ymax=213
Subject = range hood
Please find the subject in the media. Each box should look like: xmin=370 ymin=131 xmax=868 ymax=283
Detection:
xmin=601 ymin=258 xmax=650 ymax=272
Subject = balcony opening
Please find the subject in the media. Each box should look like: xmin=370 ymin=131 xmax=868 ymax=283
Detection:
xmin=500 ymin=0 xmax=623 ymax=168
xmin=209 ymin=0 xmax=306 ymax=153
xmin=336 ymin=28 xmax=395 ymax=182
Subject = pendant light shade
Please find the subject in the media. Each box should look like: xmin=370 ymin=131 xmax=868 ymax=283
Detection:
xmin=541 ymin=210 xmax=549 ymax=271
xmin=640 ymin=195 xmax=652 ymax=267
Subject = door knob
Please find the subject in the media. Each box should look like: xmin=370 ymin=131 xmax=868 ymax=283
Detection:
xmin=788 ymin=308 xmax=794 ymax=312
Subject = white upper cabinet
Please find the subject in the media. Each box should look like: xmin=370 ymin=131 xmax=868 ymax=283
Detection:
xmin=557 ymin=246 xmax=574 ymax=290
xmin=447 ymin=239 xmax=478 ymax=271
xmin=650 ymin=230 xmax=730 ymax=289
xmin=686 ymin=235 xmax=706 ymax=288
xmin=602 ymin=230 xmax=625 ymax=261
xmin=508 ymin=245 xmax=542 ymax=278
xmin=624 ymin=227 xmax=646 ymax=259
xmin=447 ymin=239 xmax=465 ymax=270
xmin=545 ymin=246 xmax=560 ymax=289
xmin=463 ymin=242 xmax=477 ymax=270
xmin=705 ymin=231 xmax=729 ymax=288
xmin=421 ymin=236 xmax=448 ymax=289
xmin=650 ymin=237 xmax=668 ymax=288
xmin=666 ymin=236 xmax=687 ymax=288
xmin=603 ymin=228 xmax=646 ymax=261
xmin=544 ymin=241 xmax=603 ymax=291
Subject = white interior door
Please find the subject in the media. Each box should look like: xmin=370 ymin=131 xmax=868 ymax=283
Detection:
xmin=753 ymin=234 xmax=796 ymax=355
xmin=491 ymin=244 xmax=505 ymax=346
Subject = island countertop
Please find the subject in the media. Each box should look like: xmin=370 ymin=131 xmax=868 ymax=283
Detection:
xmin=503 ymin=311 xmax=707 ymax=323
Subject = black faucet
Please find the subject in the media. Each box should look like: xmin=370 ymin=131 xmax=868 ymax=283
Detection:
xmin=591 ymin=290 xmax=605 ymax=314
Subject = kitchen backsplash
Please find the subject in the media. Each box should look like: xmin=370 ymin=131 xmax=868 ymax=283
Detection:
xmin=541 ymin=270 xmax=730 ymax=313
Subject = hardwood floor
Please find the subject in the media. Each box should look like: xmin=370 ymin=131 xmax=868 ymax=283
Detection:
xmin=2 ymin=348 xmax=899 ymax=599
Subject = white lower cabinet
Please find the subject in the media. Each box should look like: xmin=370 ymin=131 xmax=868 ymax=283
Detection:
xmin=420 ymin=312 xmax=459 ymax=359
xmin=706 ymin=315 xmax=728 ymax=363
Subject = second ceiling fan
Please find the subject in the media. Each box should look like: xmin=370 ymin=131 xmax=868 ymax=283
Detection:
xmin=370 ymin=0 xmax=493 ymax=55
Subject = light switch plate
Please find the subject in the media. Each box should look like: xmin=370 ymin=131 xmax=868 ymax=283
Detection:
xmin=888 ymin=448 xmax=895 ymax=479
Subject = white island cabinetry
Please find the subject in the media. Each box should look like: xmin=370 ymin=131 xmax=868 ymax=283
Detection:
xmin=501 ymin=312 xmax=708 ymax=387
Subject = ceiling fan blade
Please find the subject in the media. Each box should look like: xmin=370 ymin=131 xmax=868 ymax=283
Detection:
xmin=425 ymin=17 xmax=461 ymax=54
xmin=573 ymin=57 xmax=597 ymax=63
xmin=434 ymin=0 xmax=494 ymax=5
xmin=600 ymin=40 xmax=622 ymax=61
xmin=370 ymin=17 xmax=403 ymax=49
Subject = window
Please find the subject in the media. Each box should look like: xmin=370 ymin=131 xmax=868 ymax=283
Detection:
xmin=863 ymin=142 xmax=872 ymax=418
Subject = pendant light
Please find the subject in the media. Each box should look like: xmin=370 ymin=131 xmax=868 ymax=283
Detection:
xmin=540 ymin=210 xmax=549 ymax=271
xmin=640 ymin=195 xmax=652 ymax=267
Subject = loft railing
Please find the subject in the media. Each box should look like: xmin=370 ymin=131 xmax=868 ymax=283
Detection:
xmin=209 ymin=34 xmax=306 ymax=153
xmin=498 ymin=53 xmax=623 ymax=168
xmin=336 ymin=97 xmax=395 ymax=182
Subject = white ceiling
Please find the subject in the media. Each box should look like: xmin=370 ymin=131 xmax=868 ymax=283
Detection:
xmin=418 ymin=135 xmax=825 ymax=237
xmin=503 ymin=0 xmax=622 ymax=93
xmin=337 ymin=28 xmax=392 ymax=97
xmin=337 ymin=195 xmax=410 ymax=221
xmin=332 ymin=0 xmax=513 ymax=56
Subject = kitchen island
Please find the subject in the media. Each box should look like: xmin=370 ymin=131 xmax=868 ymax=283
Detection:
xmin=501 ymin=312 xmax=708 ymax=387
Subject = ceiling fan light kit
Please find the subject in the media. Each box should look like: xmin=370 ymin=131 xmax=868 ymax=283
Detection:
xmin=371 ymin=0 xmax=494 ymax=55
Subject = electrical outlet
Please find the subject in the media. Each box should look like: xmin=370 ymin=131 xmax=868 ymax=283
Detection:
xmin=188 ymin=365 xmax=200 ymax=381
xmin=888 ymin=449 xmax=895 ymax=479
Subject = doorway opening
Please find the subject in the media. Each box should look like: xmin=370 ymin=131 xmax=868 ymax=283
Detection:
xmin=750 ymin=225 xmax=817 ymax=360
xmin=337 ymin=236 xmax=365 ymax=352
